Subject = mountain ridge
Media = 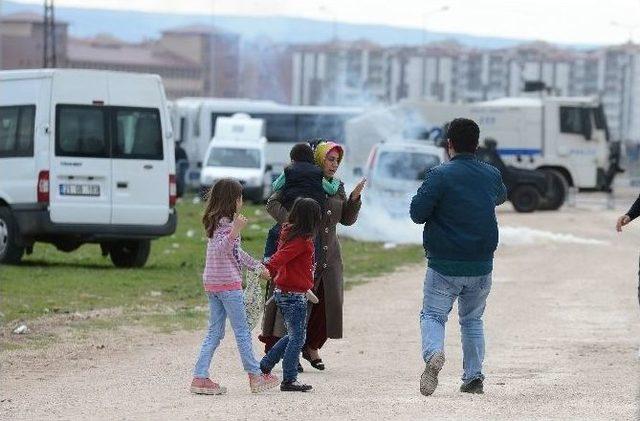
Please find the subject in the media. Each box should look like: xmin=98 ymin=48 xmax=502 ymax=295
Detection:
xmin=2 ymin=1 xmax=600 ymax=50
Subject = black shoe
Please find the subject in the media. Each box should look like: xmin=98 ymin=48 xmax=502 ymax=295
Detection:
xmin=280 ymin=380 xmax=313 ymax=392
xmin=297 ymin=362 xmax=304 ymax=373
xmin=302 ymin=349 xmax=325 ymax=371
xmin=460 ymin=378 xmax=484 ymax=394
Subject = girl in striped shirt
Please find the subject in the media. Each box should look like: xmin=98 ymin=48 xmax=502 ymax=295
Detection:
xmin=191 ymin=178 xmax=279 ymax=395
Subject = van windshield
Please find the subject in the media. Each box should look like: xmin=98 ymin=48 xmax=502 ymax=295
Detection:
xmin=376 ymin=151 xmax=440 ymax=181
xmin=207 ymin=147 xmax=261 ymax=168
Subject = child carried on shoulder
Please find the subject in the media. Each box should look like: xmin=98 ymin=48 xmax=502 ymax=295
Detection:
xmin=263 ymin=142 xmax=338 ymax=260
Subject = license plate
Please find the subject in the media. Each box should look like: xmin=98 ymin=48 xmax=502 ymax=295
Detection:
xmin=59 ymin=184 xmax=100 ymax=196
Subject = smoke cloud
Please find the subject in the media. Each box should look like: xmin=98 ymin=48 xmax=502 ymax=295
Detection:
xmin=338 ymin=195 xmax=606 ymax=247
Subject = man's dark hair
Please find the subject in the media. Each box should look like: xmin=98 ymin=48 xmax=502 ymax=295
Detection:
xmin=446 ymin=118 xmax=480 ymax=154
xmin=290 ymin=143 xmax=315 ymax=163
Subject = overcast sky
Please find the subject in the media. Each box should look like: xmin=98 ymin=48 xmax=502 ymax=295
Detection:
xmin=10 ymin=0 xmax=640 ymax=45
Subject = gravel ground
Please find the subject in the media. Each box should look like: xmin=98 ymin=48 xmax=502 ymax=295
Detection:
xmin=1 ymin=197 xmax=639 ymax=420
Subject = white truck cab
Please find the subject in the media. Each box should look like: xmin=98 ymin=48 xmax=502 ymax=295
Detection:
xmin=0 ymin=69 xmax=177 ymax=266
xmin=464 ymin=96 xmax=617 ymax=192
xmin=346 ymin=96 xmax=622 ymax=210
xmin=199 ymin=114 xmax=272 ymax=202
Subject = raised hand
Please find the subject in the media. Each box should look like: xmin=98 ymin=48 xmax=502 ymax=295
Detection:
xmin=231 ymin=213 xmax=248 ymax=236
xmin=260 ymin=266 xmax=271 ymax=281
xmin=616 ymin=214 xmax=631 ymax=232
xmin=350 ymin=177 xmax=367 ymax=200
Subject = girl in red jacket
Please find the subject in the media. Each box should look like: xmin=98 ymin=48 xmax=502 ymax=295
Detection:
xmin=260 ymin=197 xmax=321 ymax=392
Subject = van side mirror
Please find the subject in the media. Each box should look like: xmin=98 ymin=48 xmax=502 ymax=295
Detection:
xmin=581 ymin=108 xmax=592 ymax=140
xmin=353 ymin=167 xmax=363 ymax=177
xmin=265 ymin=164 xmax=273 ymax=172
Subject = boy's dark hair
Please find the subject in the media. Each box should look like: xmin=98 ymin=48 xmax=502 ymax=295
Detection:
xmin=290 ymin=143 xmax=315 ymax=163
xmin=446 ymin=118 xmax=480 ymax=154
xmin=284 ymin=197 xmax=321 ymax=243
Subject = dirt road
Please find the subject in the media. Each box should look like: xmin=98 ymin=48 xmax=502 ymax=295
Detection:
xmin=2 ymin=201 xmax=639 ymax=419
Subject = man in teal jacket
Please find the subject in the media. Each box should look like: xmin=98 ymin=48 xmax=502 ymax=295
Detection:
xmin=410 ymin=118 xmax=507 ymax=396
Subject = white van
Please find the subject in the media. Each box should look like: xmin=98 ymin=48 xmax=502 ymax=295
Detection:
xmin=0 ymin=69 xmax=177 ymax=267
xmin=358 ymin=140 xmax=446 ymax=217
xmin=199 ymin=114 xmax=273 ymax=202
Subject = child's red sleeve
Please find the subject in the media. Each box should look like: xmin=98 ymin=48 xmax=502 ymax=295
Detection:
xmin=265 ymin=237 xmax=305 ymax=275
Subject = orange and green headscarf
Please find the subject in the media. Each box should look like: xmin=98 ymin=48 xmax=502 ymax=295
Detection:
xmin=314 ymin=141 xmax=344 ymax=167
xmin=313 ymin=141 xmax=344 ymax=195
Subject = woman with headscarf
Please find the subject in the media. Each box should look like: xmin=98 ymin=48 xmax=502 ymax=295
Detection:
xmin=259 ymin=140 xmax=366 ymax=370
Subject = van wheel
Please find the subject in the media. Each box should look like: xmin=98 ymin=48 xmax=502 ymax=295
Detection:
xmin=109 ymin=240 xmax=151 ymax=268
xmin=0 ymin=207 xmax=25 ymax=264
xmin=538 ymin=170 xmax=569 ymax=210
xmin=54 ymin=240 xmax=83 ymax=253
xmin=511 ymin=185 xmax=540 ymax=213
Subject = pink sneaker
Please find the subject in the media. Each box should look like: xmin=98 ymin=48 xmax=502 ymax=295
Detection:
xmin=249 ymin=373 xmax=280 ymax=393
xmin=190 ymin=378 xmax=227 ymax=395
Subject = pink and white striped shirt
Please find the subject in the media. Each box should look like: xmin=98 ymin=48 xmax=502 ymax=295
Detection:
xmin=202 ymin=218 xmax=262 ymax=292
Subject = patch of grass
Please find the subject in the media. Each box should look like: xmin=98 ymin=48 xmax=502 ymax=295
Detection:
xmin=340 ymin=238 xmax=423 ymax=281
xmin=1 ymin=332 xmax=58 ymax=352
xmin=140 ymin=308 xmax=207 ymax=334
xmin=344 ymin=279 xmax=369 ymax=291
xmin=70 ymin=317 xmax=121 ymax=336
xmin=0 ymin=341 xmax=24 ymax=352
xmin=0 ymin=195 xmax=423 ymax=327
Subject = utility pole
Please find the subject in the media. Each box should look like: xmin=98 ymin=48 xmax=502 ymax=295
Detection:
xmin=319 ymin=5 xmax=337 ymax=41
xmin=420 ymin=6 xmax=449 ymax=99
xmin=421 ymin=6 xmax=449 ymax=46
xmin=208 ymin=0 xmax=216 ymax=96
xmin=611 ymin=21 xmax=638 ymax=43
xmin=43 ymin=0 xmax=57 ymax=68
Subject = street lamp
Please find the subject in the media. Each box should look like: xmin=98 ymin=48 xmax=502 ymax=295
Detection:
xmin=319 ymin=5 xmax=338 ymax=42
xmin=422 ymin=5 xmax=450 ymax=46
xmin=611 ymin=21 xmax=639 ymax=43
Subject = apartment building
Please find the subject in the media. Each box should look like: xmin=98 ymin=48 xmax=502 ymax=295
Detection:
xmin=290 ymin=40 xmax=389 ymax=106
xmin=0 ymin=12 xmax=68 ymax=69
xmin=158 ymin=25 xmax=240 ymax=98
xmin=291 ymin=40 xmax=578 ymax=105
xmin=0 ymin=13 xmax=240 ymax=99
xmin=290 ymin=39 xmax=640 ymax=145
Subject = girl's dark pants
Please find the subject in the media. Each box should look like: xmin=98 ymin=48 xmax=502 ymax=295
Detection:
xmin=262 ymin=231 xmax=327 ymax=353
xmin=260 ymin=291 xmax=308 ymax=382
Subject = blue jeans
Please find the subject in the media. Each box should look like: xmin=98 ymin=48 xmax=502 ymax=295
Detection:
xmin=264 ymin=224 xmax=282 ymax=260
xmin=420 ymin=267 xmax=492 ymax=384
xmin=193 ymin=290 xmax=261 ymax=378
xmin=260 ymin=291 xmax=308 ymax=382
